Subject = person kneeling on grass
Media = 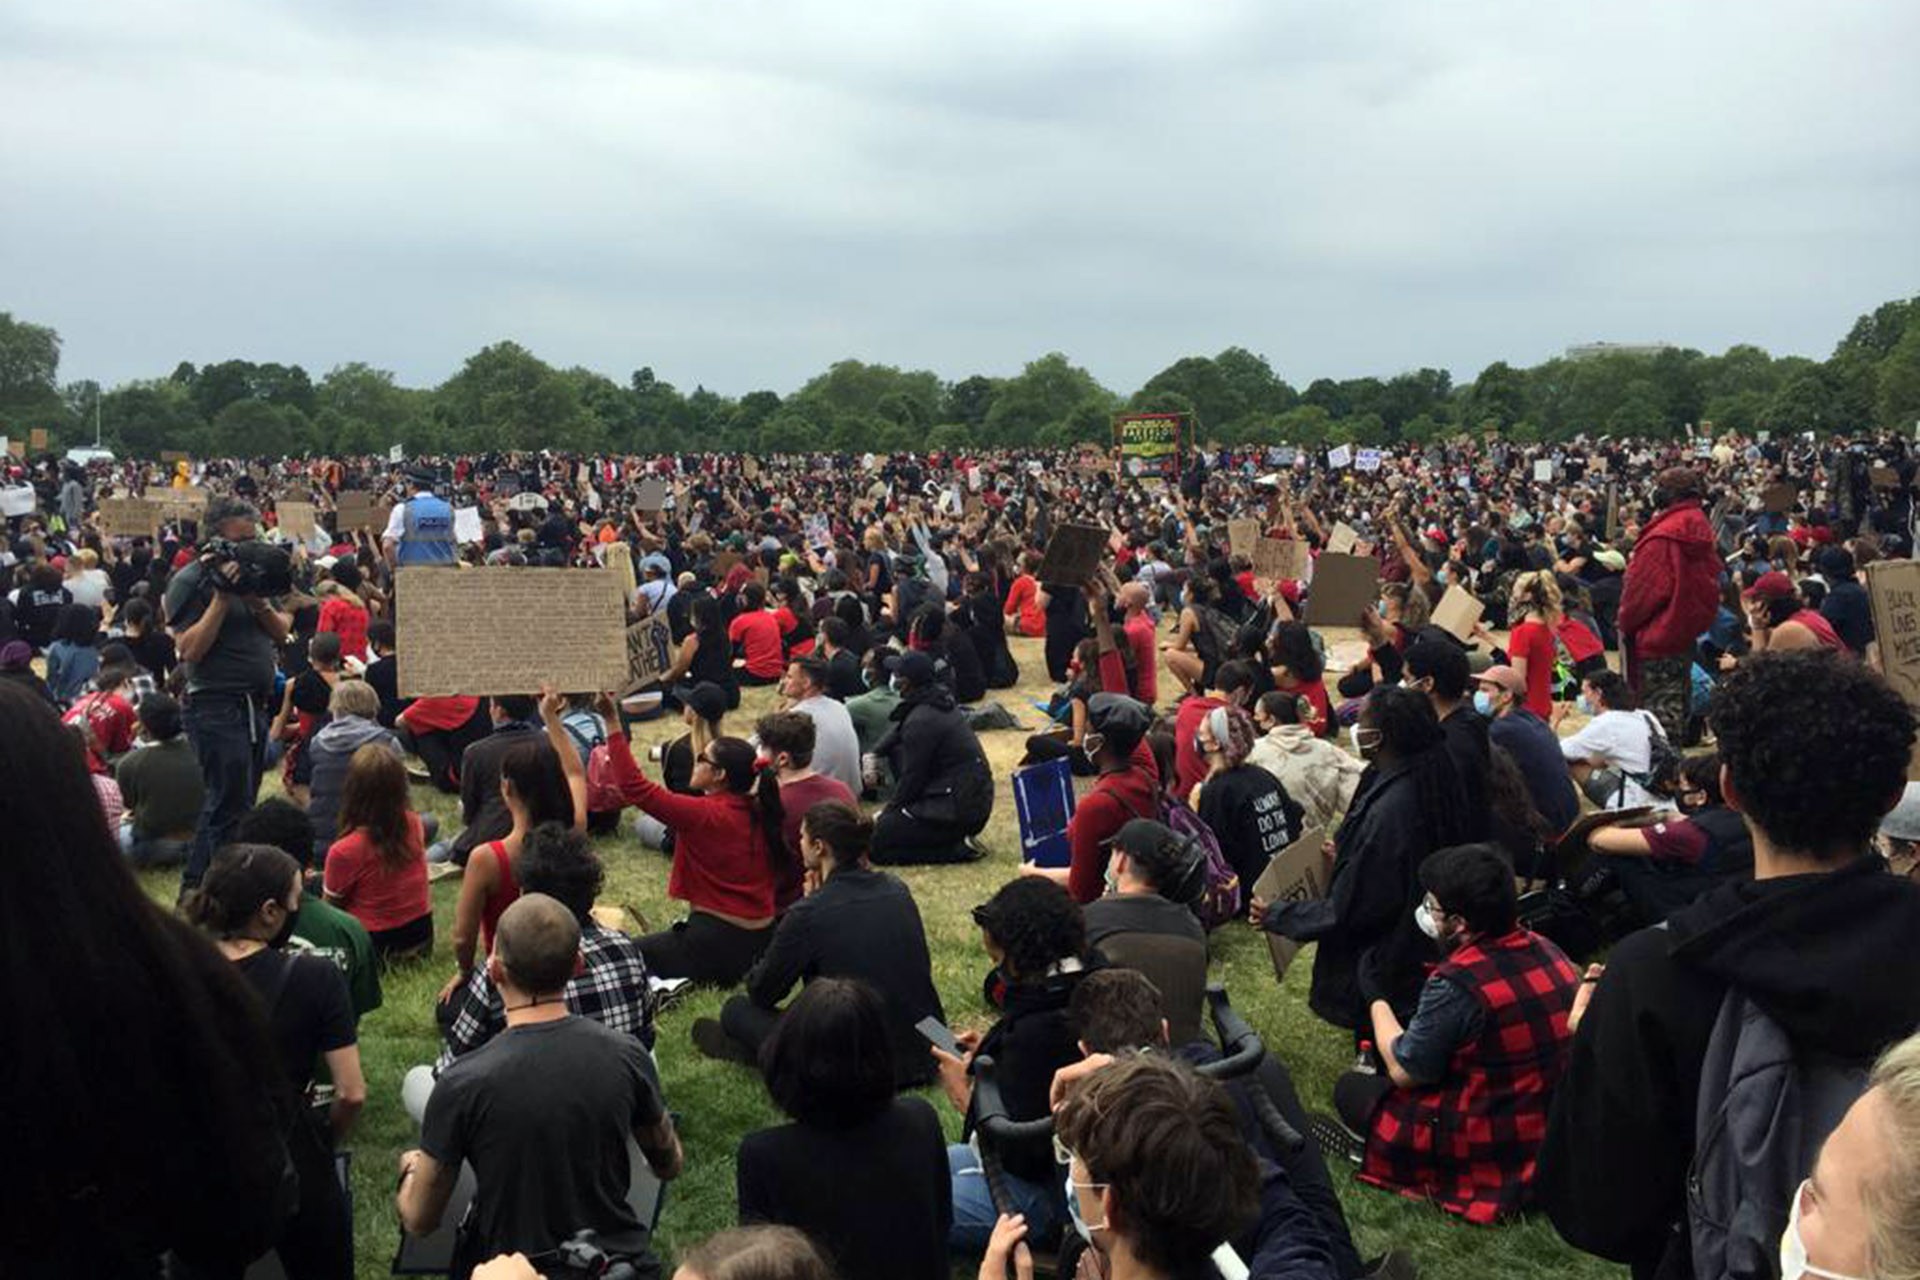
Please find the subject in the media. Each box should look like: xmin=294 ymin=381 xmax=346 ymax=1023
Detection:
xmin=398 ymin=893 xmax=682 ymax=1280
xmin=869 ymin=650 xmax=996 ymax=865
xmin=1331 ymin=842 xmax=1581 ymax=1226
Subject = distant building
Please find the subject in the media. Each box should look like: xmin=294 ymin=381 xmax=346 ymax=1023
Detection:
xmin=1565 ymin=341 xmax=1675 ymax=361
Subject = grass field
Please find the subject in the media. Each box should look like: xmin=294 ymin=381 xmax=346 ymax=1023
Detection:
xmin=137 ymin=631 xmax=1627 ymax=1280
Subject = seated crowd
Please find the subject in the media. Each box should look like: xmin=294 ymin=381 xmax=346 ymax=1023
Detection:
xmin=10 ymin=442 xmax=1920 ymax=1280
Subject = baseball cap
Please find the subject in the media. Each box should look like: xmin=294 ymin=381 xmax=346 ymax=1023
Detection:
xmin=884 ymin=651 xmax=936 ymax=686
xmin=672 ymin=682 xmax=729 ymax=723
xmin=1473 ymin=665 xmax=1527 ymax=698
xmin=1742 ymin=571 xmax=1796 ymax=601
xmin=1085 ymin=692 xmax=1151 ymax=754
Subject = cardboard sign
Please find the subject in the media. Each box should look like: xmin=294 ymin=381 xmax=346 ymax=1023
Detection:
xmin=637 ymin=478 xmax=667 ymax=512
xmin=335 ymin=491 xmax=388 ymax=531
xmin=1014 ymin=756 xmax=1077 ymax=869
xmin=453 ymin=506 xmax=484 ymax=544
xmin=1762 ymin=483 xmax=1796 ymax=514
xmin=1326 ymin=522 xmax=1359 ymax=556
xmin=29 ymin=428 xmax=48 ymax=451
xmin=276 ymin=501 xmax=317 ymax=539
xmin=742 ymin=456 xmax=761 ymax=480
xmin=1871 ymin=465 xmax=1901 ymax=490
xmin=624 ymin=613 xmax=675 ymax=694
xmin=1866 ymin=559 xmax=1920 ymax=779
xmin=96 ymin=497 xmax=160 ymax=538
xmin=1533 ymin=458 xmax=1554 ymax=483
xmin=1227 ymin=518 xmax=1261 ymax=560
xmin=1304 ymin=552 xmax=1380 ymax=628
xmin=1327 ymin=444 xmax=1353 ymax=469
xmin=154 ymin=487 xmax=209 ymax=520
xmin=1252 ymin=824 xmax=1328 ymax=980
xmin=1036 ymin=523 xmax=1109 ymax=587
xmin=0 ymin=486 xmax=36 ymax=517
xmin=1431 ymin=584 xmax=1485 ymax=643
xmin=1355 ymin=448 xmax=1382 ymax=473
xmin=1253 ymin=536 xmax=1308 ymax=583
xmin=387 ymin=443 xmax=404 ymax=464
xmin=805 ymin=513 xmax=831 ymax=548
xmin=395 ymin=567 xmax=628 ymax=697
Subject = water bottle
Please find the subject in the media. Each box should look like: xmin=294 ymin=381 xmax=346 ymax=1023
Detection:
xmin=1353 ymin=1039 xmax=1379 ymax=1075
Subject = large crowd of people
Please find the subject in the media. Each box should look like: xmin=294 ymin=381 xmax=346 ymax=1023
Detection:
xmin=7 ymin=428 xmax=1920 ymax=1280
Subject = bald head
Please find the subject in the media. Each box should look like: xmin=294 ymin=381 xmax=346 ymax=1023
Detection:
xmin=1119 ymin=582 xmax=1149 ymax=613
xmin=493 ymin=892 xmax=580 ymax=996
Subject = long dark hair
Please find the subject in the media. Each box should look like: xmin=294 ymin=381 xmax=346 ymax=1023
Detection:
xmin=0 ymin=682 xmax=289 ymax=1265
xmin=181 ymin=844 xmax=300 ymax=938
xmin=708 ymin=735 xmax=786 ymax=869
xmin=337 ymin=744 xmax=414 ymax=867
xmin=500 ymin=738 xmax=575 ymax=827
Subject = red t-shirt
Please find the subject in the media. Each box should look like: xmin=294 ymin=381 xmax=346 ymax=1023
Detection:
xmin=1173 ymin=695 xmax=1225 ymax=799
xmin=318 ymin=596 xmax=370 ymax=662
xmin=772 ymin=772 xmax=857 ymax=911
xmin=1555 ymin=618 xmax=1603 ymax=666
xmin=1278 ymin=678 xmax=1332 ymax=737
xmin=1123 ymin=614 xmax=1159 ymax=706
xmin=728 ymin=609 xmax=787 ymax=679
xmin=1508 ymin=620 xmax=1558 ymax=719
xmin=607 ymin=733 xmax=776 ymax=920
xmin=323 ymin=811 xmax=430 ymax=932
xmin=1066 ymin=742 xmax=1161 ymax=904
xmin=1005 ymin=575 xmax=1045 ymax=636
xmin=65 ymin=691 xmax=138 ymax=774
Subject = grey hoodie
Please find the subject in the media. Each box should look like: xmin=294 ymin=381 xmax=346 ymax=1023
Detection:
xmin=307 ymin=715 xmax=402 ymax=853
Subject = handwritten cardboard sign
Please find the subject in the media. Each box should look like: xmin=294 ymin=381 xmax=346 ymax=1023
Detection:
xmin=1871 ymin=465 xmax=1901 ymax=490
xmin=624 ymin=613 xmax=674 ymax=694
xmin=335 ymin=491 xmax=387 ymax=531
xmin=453 ymin=506 xmax=485 ymax=544
xmin=1762 ymin=483 xmax=1796 ymax=514
xmin=1866 ymin=559 xmax=1920 ymax=779
xmin=1253 ymin=536 xmax=1308 ymax=583
xmin=1431 ymin=584 xmax=1485 ymax=643
xmin=1227 ymin=518 xmax=1261 ymax=560
xmin=276 ymin=501 xmax=317 ymax=540
xmin=1305 ymin=552 xmax=1379 ymax=628
xmin=96 ymin=497 xmax=159 ymax=538
xmin=1252 ymin=824 xmax=1328 ymax=980
xmin=395 ymin=567 xmax=628 ymax=698
xmin=637 ymin=478 xmax=667 ymax=512
xmin=1037 ymin=523 xmax=1109 ymax=587
xmin=29 ymin=428 xmax=48 ymax=451
xmin=1326 ymin=522 xmax=1359 ymax=555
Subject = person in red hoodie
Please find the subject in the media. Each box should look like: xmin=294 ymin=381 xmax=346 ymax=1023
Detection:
xmin=1616 ymin=467 xmax=1723 ymax=742
xmin=1022 ymin=693 xmax=1161 ymax=904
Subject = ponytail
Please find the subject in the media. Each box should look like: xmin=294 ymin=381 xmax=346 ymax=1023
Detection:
xmin=708 ymin=738 xmax=788 ymax=871
xmin=180 ymin=844 xmax=299 ymax=940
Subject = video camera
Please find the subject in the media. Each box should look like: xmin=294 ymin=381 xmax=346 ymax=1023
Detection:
xmin=201 ymin=536 xmax=293 ymax=597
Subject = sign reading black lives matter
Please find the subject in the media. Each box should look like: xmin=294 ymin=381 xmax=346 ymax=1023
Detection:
xmin=1112 ymin=412 xmax=1186 ymax=480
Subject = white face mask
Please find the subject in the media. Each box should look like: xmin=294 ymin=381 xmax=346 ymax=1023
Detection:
xmin=1349 ymin=724 xmax=1381 ymax=758
xmin=1415 ymin=899 xmax=1443 ymax=940
xmin=1064 ymin=1172 xmax=1108 ymax=1245
xmin=1780 ymin=1179 xmax=1865 ymax=1280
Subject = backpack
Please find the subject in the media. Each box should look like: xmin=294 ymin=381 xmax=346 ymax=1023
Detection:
xmin=584 ymin=743 xmax=627 ymax=816
xmin=1192 ymin=605 xmax=1239 ymax=677
xmin=1159 ymin=794 xmax=1243 ymax=932
xmin=1687 ymin=989 xmax=1873 ymax=1280
xmin=1633 ymin=710 xmax=1685 ymax=796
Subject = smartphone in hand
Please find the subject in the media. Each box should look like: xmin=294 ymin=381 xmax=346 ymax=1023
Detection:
xmin=916 ymin=1015 xmax=960 ymax=1057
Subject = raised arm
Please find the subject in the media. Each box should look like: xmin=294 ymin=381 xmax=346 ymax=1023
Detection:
xmin=539 ymin=685 xmax=589 ymax=831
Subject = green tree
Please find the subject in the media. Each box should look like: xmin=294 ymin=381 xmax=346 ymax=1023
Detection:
xmin=1875 ymin=326 xmax=1920 ymax=431
xmin=759 ymin=409 xmax=821 ymax=454
xmin=943 ymin=375 xmax=998 ymax=430
xmin=438 ymin=342 xmax=588 ymax=451
xmin=1763 ymin=369 xmax=1838 ymax=433
xmin=1134 ymin=355 xmax=1242 ymax=432
xmin=0 ymin=312 xmax=64 ymax=433
xmin=1467 ymin=361 xmax=1529 ymax=432
xmin=100 ymin=379 xmax=207 ymax=457
xmin=211 ymin=398 xmax=303 ymax=459
xmin=983 ymin=353 xmax=1113 ymax=447
xmin=1605 ymin=381 xmax=1666 ymax=436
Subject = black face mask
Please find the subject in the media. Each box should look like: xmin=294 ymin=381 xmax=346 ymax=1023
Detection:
xmin=269 ymin=902 xmax=298 ymax=950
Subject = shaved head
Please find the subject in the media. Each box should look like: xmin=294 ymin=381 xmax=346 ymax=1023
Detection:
xmin=494 ymin=892 xmax=580 ymax=995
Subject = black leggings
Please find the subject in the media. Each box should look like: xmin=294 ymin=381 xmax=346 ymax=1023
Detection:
xmin=1020 ymin=732 xmax=1096 ymax=777
xmin=870 ymin=805 xmax=981 ymax=865
xmin=638 ymin=913 xmax=773 ymax=986
xmin=369 ymin=913 xmax=434 ymax=962
xmin=1334 ymin=1068 xmax=1394 ymax=1136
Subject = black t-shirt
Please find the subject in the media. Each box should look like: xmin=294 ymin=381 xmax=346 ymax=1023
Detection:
xmin=125 ymin=628 xmax=177 ymax=679
xmin=737 ymin=1099 xmax=951 ymax=1280
xmin=234 ymin=947 xmax=356 ymax=1095
xmin=422 ymin=1016 xmax=665 ymax=1262
xmin=162 ymin=561 xmax=277 ymax=697
xmin=1197 ymin=764 xmax=1301 ymax=890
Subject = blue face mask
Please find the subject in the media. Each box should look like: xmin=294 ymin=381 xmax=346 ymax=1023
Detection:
xmin=1472 ymin=690 xmax=1495 ymax=717
xmin=1576 ymin=693 xmax=1594 ymax=716
xmin=1064 ymin=1171 xmax=1107 ymax=1244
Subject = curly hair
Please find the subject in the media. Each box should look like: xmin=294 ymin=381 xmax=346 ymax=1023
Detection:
xmin=1267 ymin=620 xmax=1323 ymax=684
xmin=516 ymin=822 xmax=604 ymax=922
xmin=973 ymin=876 xmax=1085 ymax=981
xmin=1708 ymin=651 xmax=1915 ymax=859
xmin=1053 ymin=1055 xmax=1259 ymax=1274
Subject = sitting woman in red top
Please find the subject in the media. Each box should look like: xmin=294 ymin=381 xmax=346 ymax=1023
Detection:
xmin=1331 ymin=842 xmax=1581 ymax=1225
xmin=599 ymin=691 xmax=785 ymax=986
xmin=323 ymin=743 xmax=433 ymax=959
xmin=728 ymin=580 xmax=790 ymax=686
xmin=442 ymin=689 xmax=587 ymax=1002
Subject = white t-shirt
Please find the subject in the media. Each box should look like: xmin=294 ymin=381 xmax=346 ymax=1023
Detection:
xmin=790 ymin=693 xmax=863 ymax=797
xmin=1560 ymin=709 xmax=1659 ymax=809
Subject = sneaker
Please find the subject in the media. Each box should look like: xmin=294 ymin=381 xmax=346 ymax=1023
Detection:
xmin=962 ymin=834 xmax=991 ymax=862
xmin=1306 ymin=1111 xmax=1366 ymax=1166
xmin=690 ymin=1017 xmax=756 ymax=1066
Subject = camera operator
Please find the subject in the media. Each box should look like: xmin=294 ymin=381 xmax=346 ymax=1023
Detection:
xmin=166 ymin=495 xmax=293 ymax=891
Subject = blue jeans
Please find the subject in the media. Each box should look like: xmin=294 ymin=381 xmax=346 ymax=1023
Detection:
xmin=182 ymin=691 xmax=269 ymax=890
xmin=946 ymin=1142 xmax=1064 ymax=1252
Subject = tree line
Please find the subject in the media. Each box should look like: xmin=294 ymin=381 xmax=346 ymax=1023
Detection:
xmin=1 ymin=296 xmax=1916 ymax=460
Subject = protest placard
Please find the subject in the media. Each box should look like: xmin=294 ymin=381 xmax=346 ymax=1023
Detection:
xmin=29 ymin=429 xmax=47 ymax=451
xmin=1866 ymin=560 xmax=1920 ymax=778
xmin=804 ymin=513 xmax=831 ymax=547
xmin=1251 ymin=824 xmax=1327 ymax=980
xmin=335 ymin=491 xmax=390 ymax=531
xmin=1227 ymin=518 xmax=1261 ymax=560
xmin=276 ymin=501 xmax=317 ymax=540
xmin=1431 ymin=584 xmax=1485 ymax=643
xmin=1037 ymin=523 xmax=1109 ymax=587
xmin=624 ymin=613 xmax=674 ymax=694
xmin=1355 ymin=448 xmax=1382 ymax=473
xmin=1253 ymin=536 xmax=1308 ymax=583
xmin=1533 ymin=458 xmax=1554 ymax=483
xmin=0 ymin=485 xmax=36 ymax=517
xmin=1304 ymin=552 xmax=1379 ymax=628
xmin=453 ymin=506 xmax=484 ymax=544
xmin=1871 ymin=465 xmax=1901 ymax=490
xmin=637 ymin=478 xmax=667 ymax=512
xmin=153 ymin=487 xmax=209 ymax=521
xmin=1014 ymin=756 xmax=1077 ymax=869
xmin=1762 ymin=483 xmax=1796 ymax=513
xmin=1326 ymin=522 xmax=1359 ymax=555
xmin=96 ymin=497 xmax=159 ymax=538
xmin=1327 ymin=444 xmax=1353 ymax=469
xmin=395 ymin=567 xmax=627 ymax=698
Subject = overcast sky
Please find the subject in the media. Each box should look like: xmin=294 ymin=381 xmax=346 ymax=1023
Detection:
xmin=3 ymin=1 xmax=1915 ymax=397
